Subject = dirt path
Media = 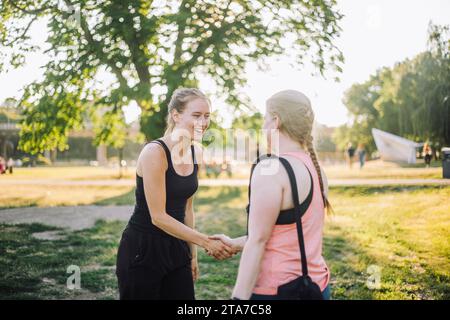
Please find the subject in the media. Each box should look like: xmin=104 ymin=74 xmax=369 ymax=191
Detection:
xmin=0 ymin=205 xmax=133 ymax=231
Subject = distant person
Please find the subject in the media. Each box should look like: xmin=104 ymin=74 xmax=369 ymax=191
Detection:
xmin=225 ymin=162 xmax=233 ymax=178
xmin=205 ymin=161 xmax=220 ymax=178
xmin=205 ymin=163 xmax=214 ymax=178
xmin=16 ymin=159 xmax=23 ymax=167
xmin=423 ymin=143 xmax=432 ymax=168
xmin=346 ymin=142 xmax=355 ymax=168
xmin=213 ymin=162 xmax=221 ymax=178
xmin=0 ymin=157 xmax=5 ymax=174
xmin=7 ymin=158 xmax=14 ymax=174
xmin=356 ymin=144 xmax=366 ymax=169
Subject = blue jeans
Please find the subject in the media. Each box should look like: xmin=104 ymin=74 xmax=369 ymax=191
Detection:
xmin=322 ymin=284 xmax=331 ymax=300
xmin=250 ymin=284 xmax=332 ymax=300
xmin=359 ymin=153 xmax=366 ymax=168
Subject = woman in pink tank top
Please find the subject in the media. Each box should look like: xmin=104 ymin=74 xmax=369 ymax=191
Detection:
xmin=211 ymin=90 xmax=332 ymax=300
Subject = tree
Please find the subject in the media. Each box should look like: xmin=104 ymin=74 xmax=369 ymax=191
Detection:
xmin=231 ymin=111 xmax=263 ymax=132
xmin=0 ymin=0 xmax=343 ymax=154
xmin=335 ymin=22 xmax=450 ymax=157
xmin=313 ymin=123 xmax=336 ymax=152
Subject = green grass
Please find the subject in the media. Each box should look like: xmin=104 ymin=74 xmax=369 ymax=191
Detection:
xmin=0 ymin=220 xmax=124 ymax=299
xmin=326 ymin=185 xmax=449 ymax=299
xmin=0 ymin=185 xmax=449 ymax=299
xmin=93 ymin=189 xmax=136 ymax=206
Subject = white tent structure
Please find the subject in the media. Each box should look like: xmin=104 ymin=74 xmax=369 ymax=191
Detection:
xmin=372 ymin=128 xmax=423 ymax=164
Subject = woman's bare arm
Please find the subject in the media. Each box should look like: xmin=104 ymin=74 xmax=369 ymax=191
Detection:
xmin=231 ymin=159 xmax=282 ymax=299
xmin=184 ymin=196 xmax=197 ymax=259
xmin=140 ymin=144 xmax=233 ymax=259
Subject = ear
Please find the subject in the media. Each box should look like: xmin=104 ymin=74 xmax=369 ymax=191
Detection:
xmin=172 ymin=110 xmax=180 ymax=124
xmin=274 ymin=116 xmax=280 ymax=130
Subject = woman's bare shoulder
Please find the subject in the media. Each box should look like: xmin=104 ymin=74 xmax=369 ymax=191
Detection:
xmin=141 ymin=142 xmax=166 ymax=159
xmin=137 ymin=142 xmax=167 ymax=174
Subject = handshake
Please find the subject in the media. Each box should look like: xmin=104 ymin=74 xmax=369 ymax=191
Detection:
xmin=203 ymin=234 xmax=242 ymax=260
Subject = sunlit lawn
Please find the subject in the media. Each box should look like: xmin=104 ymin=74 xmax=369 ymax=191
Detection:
xmin=0 ymin=166 xmax=137 ymax=181
xmin=0 ymin=185 xmax=135 ymax=209
xmin=0 ymin=184 xmax=449 ymax=299
xmin=0 ymin=159 xmax=445 ymax=210
xmin=323 ymin=160 xmax=442 ymax=180
xmin=0 ymin=159 xmax=444 ymax=183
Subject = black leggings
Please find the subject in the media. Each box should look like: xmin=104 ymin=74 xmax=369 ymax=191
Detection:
xmin=117 ymin=263 xmax=194 ymax=300
xmin=116 ymin=226 xmax=195 ymax=300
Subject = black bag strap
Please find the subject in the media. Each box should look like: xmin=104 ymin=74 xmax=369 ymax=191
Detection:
xmin=278 ymin=157 xmax=314 ymax=277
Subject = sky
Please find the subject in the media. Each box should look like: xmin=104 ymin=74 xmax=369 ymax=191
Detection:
xmin=0 ymin=0 xmax=449 ymax=128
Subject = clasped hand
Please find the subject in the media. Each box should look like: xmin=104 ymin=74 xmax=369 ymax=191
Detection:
xmin=204 ymin=234 xmax=240 ymax=260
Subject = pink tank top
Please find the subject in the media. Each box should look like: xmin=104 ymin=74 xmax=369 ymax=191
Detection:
xmin=253 ymin=151 xmax=330 ymax=295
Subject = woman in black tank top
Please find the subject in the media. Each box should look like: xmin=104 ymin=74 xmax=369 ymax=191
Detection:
xmin=116 ymin=88 xmax=234 ymax=300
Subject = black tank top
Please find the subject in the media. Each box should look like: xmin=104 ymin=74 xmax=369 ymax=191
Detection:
xmin=128 ymin=139 xmax=198 ymax=234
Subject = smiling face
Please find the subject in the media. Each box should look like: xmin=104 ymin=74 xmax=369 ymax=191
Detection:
xmin=172 ymin=97 xmax=211 ymax=141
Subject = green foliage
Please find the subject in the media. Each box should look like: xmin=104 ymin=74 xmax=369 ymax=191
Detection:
xmin=316 ymin=133 xmax=336 ymax=152
xmin=231 ymin=111 xmax=263 ymax=131
xmin=0 ymin=98 xmax=22 ymax=122
xmin=90 ymin=106 xmax=127 ymax=149
xmin=314 ymin=123 xmax=337 ymax=152
xmin=18 ymin=81 xmax=87 ymax=154
xmin=1 ymin=0 xmax=344 ymax=152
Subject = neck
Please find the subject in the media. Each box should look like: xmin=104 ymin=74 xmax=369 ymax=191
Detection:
xmin=168 ymin=132 xmax=191 ymax=156
xmin=271 ymin=132 xmax=306 ymax=155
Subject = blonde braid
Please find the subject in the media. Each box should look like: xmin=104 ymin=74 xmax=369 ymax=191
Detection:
xmin=306 ymin=135 xmax=333 ymax=214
